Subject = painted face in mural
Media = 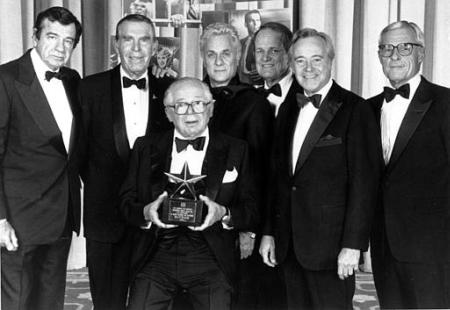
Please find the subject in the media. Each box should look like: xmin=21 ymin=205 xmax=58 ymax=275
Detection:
xmin=115 ymin=20 xmax=155 ymax=79
xmin=378 ymin=26 xmax=424 ymax=88
xmin=255 ymin=28 xmax=290 ymax=87
xmin=203 ymin=34 xmax=240 ymax=87
xmin=290 ymin=36 xmax=333 ymax=95
xmin=245 ymin=12 xmax=261 ymax=36
xmin=33 ymin=19 xmax=76 ymax=71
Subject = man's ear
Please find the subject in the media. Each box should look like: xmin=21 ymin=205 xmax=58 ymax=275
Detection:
xmin=32 ymin=28 xmax=38 ymax=47
xmin=164 ymin=108 xmax=174 ymax=123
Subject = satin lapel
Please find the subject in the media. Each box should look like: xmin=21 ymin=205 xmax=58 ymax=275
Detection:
xmin=111 ymin=66 xmax=130 ymax=164
xmin=294 ymin=82 xmax=343 ymax=175
xmin=387 ymin=80 xmax=432 ymax=170
xmin=153 ymin=131 xmax=173 ymax=195
xmin=202 ymin=133 xmax=227 ymax=202
xmin=61 ymin=71 xmax=79 ymax=158
xmin=370 ymin=94 xmax=386 ymax=168
xmin=145 ymin=71 xmax=154 ymax=135
xmin=15 ymin=52 xmax=66 ymax=156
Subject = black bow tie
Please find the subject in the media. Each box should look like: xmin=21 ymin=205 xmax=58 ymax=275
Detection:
xmin=259 ymin=84 xmax=282 ymax=97
xmin=211 ymin=86 xmax=233 ymax=100
xmin=175 ymin=137 xmax=206 ymax=153
xmin=383 ymin=84 xmax=410 ymax=102
xmin=123 ymin=77 xmax=146 ymax=89
xmin=45 ymin=71 xmax=63 ymax=81
xmin=296 ymin=93 xmax=322 ymax=109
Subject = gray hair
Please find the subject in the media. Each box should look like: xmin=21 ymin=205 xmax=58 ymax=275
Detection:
xmin=163 ymin=77 xmax=213 ymax=106
xmin=289 ymin=28 xmax=335 ymax=61
xmin=378 ymin=20 xmax=425 ymax=47
xmin=200 ymin=22 xmax=242 ymax=58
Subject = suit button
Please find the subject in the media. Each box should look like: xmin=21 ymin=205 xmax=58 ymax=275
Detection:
xmin=292 ymin=186 xmax=297 ymax=191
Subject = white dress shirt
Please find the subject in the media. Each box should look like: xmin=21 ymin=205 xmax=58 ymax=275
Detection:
xmin=264 ymin=71 xmax=294 ymax=117
xmin=120 ymin=66 xmax=149 ymax=148
xmin=31 ymin=49 xmax=73 ymax=153
xmin=380 ymin=74 xmax=421 ymax=164
xmin=291 ymin=79 xmax=333 ymax=173
xmin=170 ymin=128 xmax=209 ymax=175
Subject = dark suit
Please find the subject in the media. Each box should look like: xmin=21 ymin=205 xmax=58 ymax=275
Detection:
xmin=368 ymin=76 xmax=450 ymax=309
xmin=79 ymin=65 xmax=172 ymax=310
xmin=266 ymin=80 xmax=379 ymax=309
xmin=119 ymin=131 xmax=258 ymax=309
xmin=0 ymin=50 xmax=82 ymax=310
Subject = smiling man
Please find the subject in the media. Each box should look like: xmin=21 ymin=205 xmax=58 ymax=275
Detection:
xmin=79 ymin=14 xmax=173 ymax=310
xmin=119 ymin=77 xmax=258 ymax=310
xmin=0 ymin=6 xmax=83 ymax=310
xmin=260 ymin=28 xmax=379 ymax=310
xmin=368 ymin=21 xmax=450 ymax=309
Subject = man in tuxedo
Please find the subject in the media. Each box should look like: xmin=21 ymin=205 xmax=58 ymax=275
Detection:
xmin=368 ymin=21 xmax=450 ymax=309
xmin=0 ymin=7 xmax=83 ymax=310
xmin=200 ymin=22 xmax=275 ymax=310
xmin=119 ymin=77 xmax=258 ymax=310
xmin=238 ymin=10 xmax=263 ymax=85
xmin=79 ymin=14 xmax=173 ymax=310
xmin=260 ymin=28 xmax=379 ymax=309
xmin=254 ymin=22 xmax=296 ymax=117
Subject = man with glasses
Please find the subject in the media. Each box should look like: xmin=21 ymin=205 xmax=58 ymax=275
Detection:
xmin=119 ymin=77 xmax=258 ymax=310
xmin=368 ymin=20 xmax=450 ymax=309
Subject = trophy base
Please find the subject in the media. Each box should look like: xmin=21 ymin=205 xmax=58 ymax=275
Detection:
xmin=161 ymin=197 xmax=204 ymax=226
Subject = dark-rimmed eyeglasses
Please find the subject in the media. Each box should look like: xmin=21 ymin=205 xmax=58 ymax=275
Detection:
xmin=166 ymin=100 xmax=214 ymax=115
xmin=378 ymin=43 xmax=423 ymax=57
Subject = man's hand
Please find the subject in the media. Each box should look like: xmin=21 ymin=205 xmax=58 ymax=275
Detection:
xmin=239 ymin=232 xmax=255 ymax=259
xmin=337 ymin=248 xmax=360 ymax=280
xmin=143 ymin=192 xmax=177 ymax=229
xmin=0 ymin=220 xmax=18 ymax=251
xmin=259 ymin=235 xmax=277 ymax=267
xmin=188 ymin=195 xmax=226 ymax=231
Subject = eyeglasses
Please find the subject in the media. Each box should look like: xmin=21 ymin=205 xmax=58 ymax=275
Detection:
xmin=378 ymin=43 xmax=423 ymax=57
xmin=166 ymin=100 xmax=213 ymax=115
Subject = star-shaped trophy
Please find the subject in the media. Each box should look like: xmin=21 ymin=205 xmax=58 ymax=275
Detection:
xmin=161 ymin=162 xmax=207 ymax=226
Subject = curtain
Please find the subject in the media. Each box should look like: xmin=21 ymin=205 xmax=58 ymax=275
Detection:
xmin=1 ymin=0 xmax=449 ymax=269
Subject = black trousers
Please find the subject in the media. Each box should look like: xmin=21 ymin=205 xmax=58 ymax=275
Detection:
xmin=86 ymin=229 xmax=133 ymax=310
xmin=281 ymin=250 xmax=354 ymax=310
xmin=1 ymin=237 xmax=71 ymax=310
xmin=127 ymin=234 xmax=232 ymax=310
xmin=236 ymin=238 xmax=287 ymax=310
xmin=371 ymin=229 xmax=450 ymax=309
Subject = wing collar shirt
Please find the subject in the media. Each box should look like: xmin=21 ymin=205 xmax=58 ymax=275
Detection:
xmin=31 ymin=48 xmax=73 ymax=153
xmin=264 ymin=70 xmax=293 ymax=117
xmin=291 ymin=78 xmax=333 ymax=173
xmin=381 ymin=74 xmax=421 ymax=164
xmin=120 ymin=66 xmax=149 ymax=148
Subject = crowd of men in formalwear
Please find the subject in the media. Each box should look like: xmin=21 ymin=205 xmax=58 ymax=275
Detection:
xmin=0 ymin=6 xmax=448 ymax=310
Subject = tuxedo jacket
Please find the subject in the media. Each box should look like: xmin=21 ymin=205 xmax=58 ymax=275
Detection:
xmin=206 ymin=75 xmax=273 ymax=223
xmin=79 ymin=65 xmax=173 ymax=243
xmin=265 ymin=80 xmax=379 ymax=270
xmin=0 ymin=50 xmax=82 ymax=245
xmin=119 ymin=131 xmax=259 ymax=284
xmin=368 ymin=77 xmax=450 ymax=263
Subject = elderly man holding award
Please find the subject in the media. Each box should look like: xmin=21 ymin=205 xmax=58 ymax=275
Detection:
xmin=119 ymin=77 xmax=258 ymax=310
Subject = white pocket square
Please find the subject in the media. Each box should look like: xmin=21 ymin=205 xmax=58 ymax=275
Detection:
xmin=222 ymin=167 xmax=238 ymax=183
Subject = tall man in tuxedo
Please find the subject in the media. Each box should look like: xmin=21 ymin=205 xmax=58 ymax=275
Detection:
xmin=368 ymin=21 xmax=450 ymax=309
xmin=79 ymin=14 xmax=173 ymax=310
xmin=254 ymin=22 xmax=297 ymax=117
xmin=200 ymin=22 xmax=274 ymax=310
xmin=238 ymin=10 xmax=262 ymax=85
xmin=260 ymin=28 xmax=379 ymax=309
xmin=119 ymin=77 xmax=258 ymax=310
xmin=0 ymin=7 xmax=83 ymax=310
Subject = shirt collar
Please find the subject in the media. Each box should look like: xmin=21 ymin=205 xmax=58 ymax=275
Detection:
xmin=264 ymin=70 xmax=293 ymax=93
xmin=384 ymin=73 xmax=421 ymax=99
xmin=30 ymin=48 xmax=60 ymax=81
xmin=304 ymin=78 xmax=333 ymax=105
